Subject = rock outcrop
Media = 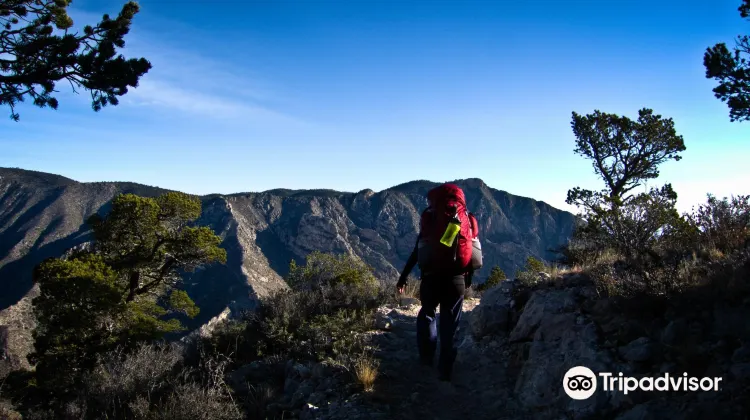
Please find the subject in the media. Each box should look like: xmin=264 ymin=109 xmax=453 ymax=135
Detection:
xmin=459 ymin=273 xmax=748 ymax=419
xmin=0 ymin=291 xmax=35 ymax=377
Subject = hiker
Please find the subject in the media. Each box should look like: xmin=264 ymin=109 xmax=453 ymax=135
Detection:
xmin=397 ymin=183 xmax=482 ymax=382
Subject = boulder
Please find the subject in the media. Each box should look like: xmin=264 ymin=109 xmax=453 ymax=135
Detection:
xmin=291 ymin=381 xmax=315 ymax=407
xmin=619 ymin=337 xmax=655 ymax=363
xmin=509 ymin=289 xmax=577 ymax=342
xmin=470 ymin=284 xmax=514 ymax=339
xmin=510 ymin=287 xmax=621 ymax=418
xmin=284 ymin=378 xmax=301 ymax=396
xmin=294 ymin=363 xmax=312 ymax=379
xmin=660 ymin=320 xmax=687 ymax=347
xmin=713 ymin=306 xmax=750 ymax=340
xmin=375 ymin=308 xmax=397 ymax=330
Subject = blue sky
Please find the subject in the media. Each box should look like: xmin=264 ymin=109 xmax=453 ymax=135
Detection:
xmin=1 ymin=0 xmax=748 ymax=214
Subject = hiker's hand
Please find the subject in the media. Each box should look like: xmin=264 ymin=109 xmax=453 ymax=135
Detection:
xmin=397 ymin=285 xmax=404 ymax=294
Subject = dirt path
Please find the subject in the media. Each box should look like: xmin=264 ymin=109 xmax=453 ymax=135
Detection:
xmin=361 ymin=298 xmax=529 ymax=420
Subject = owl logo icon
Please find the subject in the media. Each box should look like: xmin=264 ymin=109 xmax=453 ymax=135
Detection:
xmin=563 ymin=366 xmax=597 ymax=400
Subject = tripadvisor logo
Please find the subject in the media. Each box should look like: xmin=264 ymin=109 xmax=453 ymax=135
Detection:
xmin=562 ymin=366 xmax=723 ymax=399
xmin=563 ymin=366 xmax=597 ymax=400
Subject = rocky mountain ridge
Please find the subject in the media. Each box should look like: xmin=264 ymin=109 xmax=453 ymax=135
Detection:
xmin=0 ymin=167 xmax=575 ymax=331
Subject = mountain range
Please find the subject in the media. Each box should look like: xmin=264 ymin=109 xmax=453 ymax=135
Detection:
xmin=0 ymin=167 xmax=576 ymax=330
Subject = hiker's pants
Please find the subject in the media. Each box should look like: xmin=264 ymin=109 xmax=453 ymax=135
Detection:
xmin=417 ymin=274 xmax=465 ymax=377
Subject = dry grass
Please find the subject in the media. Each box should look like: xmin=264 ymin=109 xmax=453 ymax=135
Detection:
xmin=73 ymin=344 xmax=243 ymax=420
xmin=575 ymin=249 xmax=625 ymax=278
xmin=544 ymin=262 xmax=583 ymax=279
xmin=705 ymin=247 xmax=726 ymax=261
xmin=596 ymin=248 xmax=624 ymax=265
xmin=589 ymin=265 xmax=626 ymax=297
xmin=245 ymin=383 xmax=276 ymax=419
xmin=354 ymin=354 xmax=379 ymax=392
xmin=87 ymin=343 xmax=184 ymax=398
xmin=150 ymin=382 xmax=243 ymax=420
xmin=514 ymin=256 xmax=587 ymax=287
xmin=400 ymin=277 xmax=420 ymax=299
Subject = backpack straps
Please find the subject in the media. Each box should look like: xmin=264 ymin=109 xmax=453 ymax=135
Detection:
xmin=468 ymin=211 xmax=478 ymax=239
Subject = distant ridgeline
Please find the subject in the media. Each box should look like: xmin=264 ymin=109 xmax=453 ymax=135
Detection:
xmin=0 ymin=167 xmax=574 ymax=330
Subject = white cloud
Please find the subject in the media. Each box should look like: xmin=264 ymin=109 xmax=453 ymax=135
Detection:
xmin=122 ymin=45 xmax=302 ymax=124
xmin=63 ymin=7 xmax=301 ymax=125
xmin=126 ymin=79 xmax=294 ymax=122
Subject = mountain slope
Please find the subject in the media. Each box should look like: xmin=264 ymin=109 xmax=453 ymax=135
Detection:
xmin=0 ymin=168 xmax=576 ymax=330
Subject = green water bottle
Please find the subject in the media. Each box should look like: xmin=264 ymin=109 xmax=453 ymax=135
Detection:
xmin=439 ymin=213 xmax=461 ymax=247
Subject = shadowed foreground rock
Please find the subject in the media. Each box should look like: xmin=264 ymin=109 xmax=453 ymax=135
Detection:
xmin=294 ymin=271 xmax=749 ymax=420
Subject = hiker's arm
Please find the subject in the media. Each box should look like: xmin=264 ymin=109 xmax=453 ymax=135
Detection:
xmin=397 ymin=240 xmax=419 ymax=287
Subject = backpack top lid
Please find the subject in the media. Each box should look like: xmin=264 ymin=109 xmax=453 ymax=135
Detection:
xmin=426 ymin=183 xmax=466 ymax=210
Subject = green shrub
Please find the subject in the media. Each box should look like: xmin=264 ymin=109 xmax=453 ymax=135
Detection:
xmin=583 ymin=194 xmax=750 ymax=299
xmin=515 ymin=256 xmax=548 ymax=287
xmin=689 ymin=194 xmax=750 ymax=254
xmin=556 ymin=218 xmax=609 ymax=267
xmin=525 ymin=257 xmax=545 ymax=273
xmin=287 ymin=251 xmax=378 ymax=290
xmin=252 ymin=288 xmax=377 ymax=362
xmin=200 ymin=318 xmax=252 ymax=365
xmin=203 ymin=252 xmax=387 ymax=366
xmin=29 ymin=192 xmax=225 ymax=391
xmin=286 ymin=251 xmax=383 ymax=311
xmin=188 ymin=253 xmax=388 ymax=419
xmin=297 ymin=309 xmax=373 ymax=360
xmin=476 ymin=266 xmax=506 ymax=292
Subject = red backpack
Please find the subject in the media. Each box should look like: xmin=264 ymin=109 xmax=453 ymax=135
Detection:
xmin=417 ymin=183 xmax=481 ymax=276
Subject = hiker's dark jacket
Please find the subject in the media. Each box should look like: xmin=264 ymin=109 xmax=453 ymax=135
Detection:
xmin=398 ymin=239 xmax=473 ymax=288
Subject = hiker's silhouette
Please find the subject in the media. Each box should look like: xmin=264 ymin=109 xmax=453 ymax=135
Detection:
xmin=397 ymin=183 xmax=482 ymax=382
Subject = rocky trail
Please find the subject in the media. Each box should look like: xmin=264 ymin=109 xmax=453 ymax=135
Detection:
xmin=315 ymin=296 xmax=530 ymax=420
xmin=369 ymin=298 xmax=525 ymax=420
